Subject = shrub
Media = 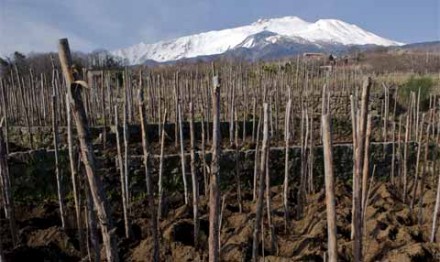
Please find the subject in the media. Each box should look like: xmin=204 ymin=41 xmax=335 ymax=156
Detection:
xmin=398 ymin=76 xmax=433 ymax=111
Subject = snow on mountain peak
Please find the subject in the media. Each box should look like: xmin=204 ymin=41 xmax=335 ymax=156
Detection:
xmin=112 ymin=16 xmax=403 ymax=64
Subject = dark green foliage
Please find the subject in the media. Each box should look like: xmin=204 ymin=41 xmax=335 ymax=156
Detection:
xmin=399 ymin=76 xmax=433 ymax=111
xmin=9 ymin=152 xmax=58 ymax=202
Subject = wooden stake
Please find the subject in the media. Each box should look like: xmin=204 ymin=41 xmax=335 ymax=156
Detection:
xmin=157 ymin=110 xmax=167 ymax=219
xmin=66 ymin=94 xmax=85 ymax=256
xmin=0 ymin=118 xmax=17 ymax=246
xmin=51 ymin=88 xmax=66 ymax=229
xmin=234 ymin=110 xmax=243 ymax=213
xmin=115 ymin=105 xmax=129 ymax=238
xmin=283 ymin=98 xmax=292 ymax=232
xmin=58 ymin=38 xmax=118 ymax=262
xmin=321 ymin=113 xmax=338 ymax=262
xmin=178 ymin=103 xmax=189 ymax=205
xmin=189 ymin=102 xmax=199 ymax=248
xmin=353 ymin=77 xmax=371 ymax=262
xmin=252 ymin=103 xmax=269 ymax=262
xmin=138 ymin=85 xmax=159 ymax=261
xmin=253 ymin=108 xmax=262 ymax=201
xmin=209 ymin=75 xmax=221 ymax=262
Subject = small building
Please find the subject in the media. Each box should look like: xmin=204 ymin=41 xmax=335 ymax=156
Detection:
xmin=303 ymin=52 xmax=326 ymax=58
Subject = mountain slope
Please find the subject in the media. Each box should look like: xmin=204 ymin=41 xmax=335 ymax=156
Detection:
xmin=112 ymin=16 xmax=403 ymax=64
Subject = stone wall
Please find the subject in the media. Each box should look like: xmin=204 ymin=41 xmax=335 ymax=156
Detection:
xmin=8 ymin=142 xmax=424 ymax=203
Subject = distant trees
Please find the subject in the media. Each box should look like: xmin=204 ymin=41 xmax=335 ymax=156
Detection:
xmin=0 ymin=50 xmax=125 ymax=78
xmin=87 ymin=49 xmax=127 ymax=69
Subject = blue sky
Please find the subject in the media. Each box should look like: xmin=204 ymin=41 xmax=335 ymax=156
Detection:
xmin=0 ymin=0 xmax=438 ymax=55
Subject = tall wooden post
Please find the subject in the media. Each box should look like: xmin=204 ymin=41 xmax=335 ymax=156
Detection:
xmin=252 ymin=103 xmax=269 ymax=262
xmin=178 ymin=103 xmax=189 ymax=205
xmin=209 ymin=75 xmax=221 ymax=262
xmin=322 ymin=113 xmax=338 ymax=262
xmin=115 ymin=105 xmax=129 ymax=238
xmin=0 ymin=118 xmax=17 ymax=246
xmin=189 ymin=102 xmax=199 ymax=248
xmin=66 ymin=94 xmax=85 ymax=256
xmin=353 ymin=77 xmax=371 ymax=262
xmin=0 ymin=80 xmax=9 ymax=154
xmin=157 ymin=110 xmax=167 ymax=220
xmin=283 ymin=98 xmax=292 ymax=231
xmin=122 ymin=76 xmax=130 ymax=218
xmin=58 ymin=38 xmax=118 ymax=262
xmin=52 ymin=85 xmax=66 ymax=229
xmin=138 ymin=86 xmax=159 ymax=261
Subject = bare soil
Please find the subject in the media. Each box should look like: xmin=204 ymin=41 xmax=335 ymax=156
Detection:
xmin=3 ymin=177 xmax=440 ymax=261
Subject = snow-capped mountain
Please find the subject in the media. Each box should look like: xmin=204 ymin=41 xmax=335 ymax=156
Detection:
xmin=112 ymin=16 xmax=404 ymax=65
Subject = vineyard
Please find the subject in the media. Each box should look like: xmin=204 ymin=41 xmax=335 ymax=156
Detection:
xmin=0 ymin=39 xmax=439 ymax=261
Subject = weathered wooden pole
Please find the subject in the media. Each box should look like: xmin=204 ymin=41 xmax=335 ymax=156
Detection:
xmin=253 ymin=109 xmax=262 ymax=201
xmin=353 ymin=77 xmax=371 ymax=262
xmin=66 ymin=94 xmax=85 ymax=256
xmin=0 ymin=118 xmax=17 ymax=246
xmin=102 ymin=71 xmax=107 ymax=150
xmin=265 ymin=143 xmax=276 ymax=253
xmin=0 ymin=80 xmax=9 ymax=154
xmin=209 ymin=75 xmax=221 ymax=262
xmin=189 ymin=101 xmax=199 ymax=248
xmin=58 ymin=38 xmax=118 ymax=262
xmin=434 ymin=105 xmax=440 ymax=241
xmin=178 ymin=103 xmax=189 ymax=205
xmin=252 ymin=103 xmax=269 ymax=262
xmin=229 ymin=85 xmax=235 ymax=146
xmin=200 ymin=111 xmax=208 ymax=196
xmin=410 ymin=113 xmax=426 ymax=210
xmin=416 ymin=110 xmax=433 ymax=225
xmin=391 ymin=121 xmax=396 ymax=185
xmin=431 ymin=162 xmax=440 ymax=242
xmin=115 ymin=105 xmax=129 ymax=238
xmin=308 ymin=114 xmax=315 ymax=194
xmin=14 ymin=65 xmax=33 ymax=149
xmin=283 ymin=98 xmax=292 ymax=231
xmin=234 ymin=110 xmax=243 ymax=213
xmin=383 ymin=83 xmax=389 ymax=145
xmin=122 ymin=77 xmax=130 ymax=217
xmin=361 ymin=115 xmax=372 ymax=218
xmin=350 ymin=93 xmax=358 ymax=240
xmin=321 ymin=112 xmax=338 ymax=262
xmin=52 ymin=84 xmax=67 ymax=229
xmin=403 ymin=112 xmax=410 ymax=203
xmin=174 ymin=73 xmax=179 ymax=147
xmin=138 ymin=86 xmax=159 ymax=262
xmin=84 ymin=174 xmax=100 ymax=262
xmin=157 ymin=110 xmax=167 ymax=220
xmin=252 ymin=97 xmax=256 ymax=143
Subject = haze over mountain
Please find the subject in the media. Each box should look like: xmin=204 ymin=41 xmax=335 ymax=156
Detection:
xmin=111 ymin=16 xmax=404 ymax=65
